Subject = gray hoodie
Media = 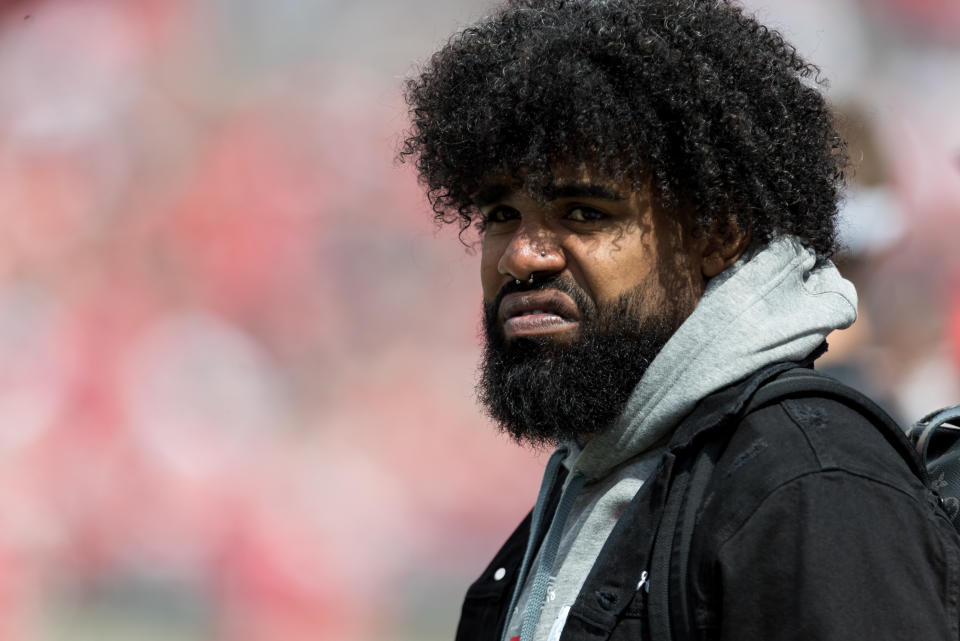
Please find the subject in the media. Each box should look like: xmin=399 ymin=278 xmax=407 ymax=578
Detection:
xmin=503 ymin=237 xmax=858 ymax=641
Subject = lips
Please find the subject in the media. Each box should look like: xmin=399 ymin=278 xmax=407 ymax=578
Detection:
xmin=498 ymin=290 xmax=581 ymax=339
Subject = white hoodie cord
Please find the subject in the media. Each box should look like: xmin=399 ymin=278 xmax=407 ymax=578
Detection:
xmin=519 ymin=471 xmax=585 ymax=641
xmin=501 ymin=447 xmax=569 ymax=641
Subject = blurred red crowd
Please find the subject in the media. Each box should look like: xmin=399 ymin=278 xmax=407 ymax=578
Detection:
xmin=0 ymin=1 xmax=957 ymax=640
xmin=0 ymin=1 xmax=543 ymax=639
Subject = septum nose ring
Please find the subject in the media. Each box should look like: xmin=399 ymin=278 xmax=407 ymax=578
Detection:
xmin=513 ymin=250 xmax=549 ymax=285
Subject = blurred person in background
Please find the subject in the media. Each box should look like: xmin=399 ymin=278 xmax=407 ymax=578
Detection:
xmin=402 ymin=1 xmax=960 ymax=640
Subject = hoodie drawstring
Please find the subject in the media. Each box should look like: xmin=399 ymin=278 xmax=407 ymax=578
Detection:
xmin=501 ymin=447 xmax=569 ymax=641
xmin=519 ymin=470 xmax=585 ymax=641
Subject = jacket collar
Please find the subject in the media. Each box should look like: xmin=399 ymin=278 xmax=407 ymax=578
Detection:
xmin=666 ymin=343 xmax=828 ymax=455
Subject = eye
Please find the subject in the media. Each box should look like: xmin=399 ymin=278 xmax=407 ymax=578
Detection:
xmin=566 ymin=206 xmax=606 ymax=223
xmin=481 ymin=205 xmax=520 ymax=226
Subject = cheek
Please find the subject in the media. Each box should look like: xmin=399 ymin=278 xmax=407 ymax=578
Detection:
xmin=480 ymin=241 xmax=503 ymax=301
xmin=579 ymin=241 xmax=660 ymax=303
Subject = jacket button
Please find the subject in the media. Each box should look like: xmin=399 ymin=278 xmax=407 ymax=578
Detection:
xmin=493 ymin=568 xmax=507 ymax=581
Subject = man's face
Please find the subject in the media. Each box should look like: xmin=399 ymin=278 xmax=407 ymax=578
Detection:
xmin=479 ymin=172 xmax=704 ymax=338
xmin=477 ymin=168 xmax=708 ymax=444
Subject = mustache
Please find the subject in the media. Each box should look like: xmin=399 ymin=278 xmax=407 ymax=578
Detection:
xmin=491 ymin=275 xmax=595 ymax=320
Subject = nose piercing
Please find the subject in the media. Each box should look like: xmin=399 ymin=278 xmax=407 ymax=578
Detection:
xmin=540 ymin=250 xmax=547 ymax=257
xmin=514 ymin=274 xmax=535 ymax=285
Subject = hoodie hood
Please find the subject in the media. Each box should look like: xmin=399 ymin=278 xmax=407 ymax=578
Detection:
xmin=567 ymin=236 xmax=858 ymax=482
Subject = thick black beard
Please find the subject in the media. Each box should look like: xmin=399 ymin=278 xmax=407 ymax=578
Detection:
xmin=478 ymin=277 xmax=685 ymax=447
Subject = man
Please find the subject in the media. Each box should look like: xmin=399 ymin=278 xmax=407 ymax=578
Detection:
xmin=401 ymin=1 xmax=960 ymax=640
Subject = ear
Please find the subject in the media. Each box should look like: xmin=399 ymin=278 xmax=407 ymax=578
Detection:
xmin=700 ymin=220 xmax=751 ymax=279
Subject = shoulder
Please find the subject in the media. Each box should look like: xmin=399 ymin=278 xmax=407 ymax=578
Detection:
xmin=687 ymin=395 xmax=960 ymax=638
xmin=696 ymin=394 xmax=942 ymax=550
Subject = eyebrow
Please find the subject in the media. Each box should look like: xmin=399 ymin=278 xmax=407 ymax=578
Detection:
xmin=473 ymin=184 xmax=513 ymax=208
xmin=473 ymin=181 xmax=627 ymax=207
xmin=543 ymin=182 xmax=627 ymax=202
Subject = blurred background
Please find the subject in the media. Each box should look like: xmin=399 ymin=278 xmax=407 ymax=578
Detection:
xmin=0 ymin=0 xmax=957 ymax=639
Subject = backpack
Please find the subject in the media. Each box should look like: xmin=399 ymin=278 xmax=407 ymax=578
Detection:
xmin=648 ymin=368 xmax=960 ymax=641
xmin=909 ymin=405 xmax=960 ymax=528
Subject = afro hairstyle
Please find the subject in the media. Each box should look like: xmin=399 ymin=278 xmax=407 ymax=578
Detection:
xmin=400 ymin=0 xmax=847 ymax=256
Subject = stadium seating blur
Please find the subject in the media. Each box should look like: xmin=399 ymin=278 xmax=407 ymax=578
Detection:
xmin=0 ymin=1 xmax=956 ymax=639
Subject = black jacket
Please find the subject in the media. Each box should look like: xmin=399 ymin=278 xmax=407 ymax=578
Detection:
xmin=455 ymin=363 xmax=960 ymax=641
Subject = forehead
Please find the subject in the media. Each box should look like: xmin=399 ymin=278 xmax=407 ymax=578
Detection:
xmin=474 ymin=165 xmax=643 ymax=207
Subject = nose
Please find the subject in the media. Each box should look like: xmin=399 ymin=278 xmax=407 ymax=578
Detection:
xmin=497 ymin=225 xmax=565 ymax=283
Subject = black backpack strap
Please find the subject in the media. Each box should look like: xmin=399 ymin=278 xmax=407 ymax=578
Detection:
xmin=648 ymin=368 xmax=921 ymax=641
xmin=745 ymin=369 xmax=926 ymax=482
xmin=648 ymin=434 xmax=725 ymax=641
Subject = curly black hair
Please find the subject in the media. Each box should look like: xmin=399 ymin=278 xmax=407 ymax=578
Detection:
xmin=401 ymin=0 xmax=847 ymax=256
